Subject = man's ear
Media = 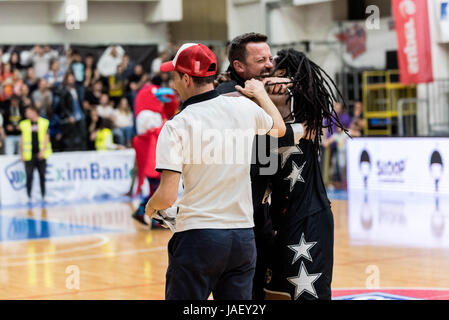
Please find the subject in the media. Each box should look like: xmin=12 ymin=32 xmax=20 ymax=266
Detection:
xmin=233 ymin=60 xmax=245 ymax=74
xmin=183 ymin=73 xmax=191 ymax=88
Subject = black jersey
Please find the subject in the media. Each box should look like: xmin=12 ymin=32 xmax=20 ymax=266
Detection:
xmin=270 ymin=136 xmax=331 ymax=230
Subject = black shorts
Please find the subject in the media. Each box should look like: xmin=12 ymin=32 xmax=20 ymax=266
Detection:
xmin=265 ymin=207 xmax=334 ymax=300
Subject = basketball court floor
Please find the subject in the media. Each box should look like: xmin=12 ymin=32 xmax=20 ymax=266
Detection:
xmin=1 ymin=191 xmax=449 ymax=300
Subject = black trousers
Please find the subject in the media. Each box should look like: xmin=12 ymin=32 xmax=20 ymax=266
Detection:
xmin=166 ymin=228 xmax=256 ymax=300
xmin=25 ymin=157 xmax=47 ymax=198
xmin=265 ymin=207 xmax=334 ymax=300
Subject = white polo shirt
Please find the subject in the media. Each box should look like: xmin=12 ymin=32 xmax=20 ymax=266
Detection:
xmin=155 ymin=90 xmax=274 ymax=232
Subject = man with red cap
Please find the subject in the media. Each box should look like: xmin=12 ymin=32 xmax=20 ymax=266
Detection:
xmin=145 ymin=43 xmax=286 ymax=300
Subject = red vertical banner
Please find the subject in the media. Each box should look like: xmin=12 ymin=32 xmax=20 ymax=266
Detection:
xmin=392 ymin=0 xmax=434 ymax=84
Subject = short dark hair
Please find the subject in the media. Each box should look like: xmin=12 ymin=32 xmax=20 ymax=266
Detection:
xmin=25 ymin=105 xmax=38 ymax=114
xmin=228 ymin=32 xmax=268 ymax=64
xmin=176 ymin=71 xmax=215 ymax=86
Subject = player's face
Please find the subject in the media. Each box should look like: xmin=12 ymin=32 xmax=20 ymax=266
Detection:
xmin=236 ymin=42 xmax=273 ymax=80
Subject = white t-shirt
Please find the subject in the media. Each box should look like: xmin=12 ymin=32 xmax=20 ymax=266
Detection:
xmin=113 ymin=109 xmax=133 ymax=128
xmin=96 ymin=105 xmax=115 ymax=119
xmin=156 ymin=90 xmax=274 ymax=233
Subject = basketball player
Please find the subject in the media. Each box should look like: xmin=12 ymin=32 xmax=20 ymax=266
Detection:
xmin=145 ymin=43 xmax=286 ymax=300
xmin=263 ymin=48 xmax=348 ymax=300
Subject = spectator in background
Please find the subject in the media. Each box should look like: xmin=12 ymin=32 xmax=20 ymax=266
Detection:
xmin=20 ymin=85 xmax=33 ymax=110
xmin=97 ymin=45 xmax=125 ymax=90
xmin=86 ymin=80 xmax=104 ymax=106
xmin=44 ymin=58 xmax=64 ymax=92
xmin=324 ymin=102 xmax=351 ymax=138
xmin=322 ymin=127 xmax=349 ymax=189
xmin=108 ymin=64 xmax=125 ymax=105
xmin=1 ymin=63 xmax=14 ymax=101
xmin=121 ymin=54 xmax=134 ymax=80
xmin=349 ymin=101 xmax=365 ymax=137
xmin=113 ymin=97 xmax=133 ymax=147
xmin=13 ymin=68 xmax=25 ymax=96
xmin=70 ymin=50 xmax=86 ymax=102
xmin=322 ymin=102 xmax=351 ymax=189
xmin=4 ymin=95 xmax=25 ymax=155
xmin=96 ymin=93 xmax=115 ymax=120
xmin=9 ymin=51 xmax=23 ymax=72
xmin=83 ymin=53 xmax=98 ymax=90
xmin=58 ymin=72 xmax=86 ymax=151
xmin=59 ymin=47 xmax=73 ymax=74
xmin=32 ymin=78 xmax=53 ymax=118
xmin=87 ymin=107 xmax=101 ymax=150
xmin=127 ymin=64 xmax=146 ymax=110
xmin=22 ymin=45 xmax=58 ymax=78
xmin=94 ymin=117 xmax=124 ymax=151
xmin=24 ymin=66 xmax=38 ymax=93
xmin=150 ymin=51 xmax=169 ymax=76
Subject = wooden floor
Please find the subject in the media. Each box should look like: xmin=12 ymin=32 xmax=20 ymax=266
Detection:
xmin=0 ymin=195 xmax=449 ymax=300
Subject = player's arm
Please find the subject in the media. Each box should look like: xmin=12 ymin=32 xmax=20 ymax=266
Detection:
xmin=145 ymin=170 xmax=180 ymax=216
xmin=236 ymin=79 xmax=286 ymax=138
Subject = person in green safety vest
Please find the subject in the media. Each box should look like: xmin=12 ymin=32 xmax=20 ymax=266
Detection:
xmin=94 ymin=117 xmax=124 ymax=151
xmin=19 ymin=105 xmax=52 ymax=203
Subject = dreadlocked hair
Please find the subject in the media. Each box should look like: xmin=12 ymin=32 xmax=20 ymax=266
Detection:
xmin=272 ymin=48 xmax=350 ymax=153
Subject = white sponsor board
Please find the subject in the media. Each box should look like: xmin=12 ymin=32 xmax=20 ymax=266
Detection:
xmin=347 ymin=137 xmax=448 ymax=195
xmin=0 ymin=150 xmax=135 ymax=206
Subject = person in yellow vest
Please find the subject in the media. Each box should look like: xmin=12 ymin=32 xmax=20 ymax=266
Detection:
xmin=19 ymin=106 xmax=52 ymax=203
xmin=94 ymin=117 xmax=125 ymax=151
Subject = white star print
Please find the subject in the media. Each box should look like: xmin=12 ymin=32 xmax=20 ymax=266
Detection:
xmin=288 ymin=233 xmax=317 ymax=264
xmin=284 ymin=161 xmax=306 ymax=192
xmin=287 ymin=261 xmax=322 ymax=300
xmin=275 ymin=145 xmax=303 ymax=168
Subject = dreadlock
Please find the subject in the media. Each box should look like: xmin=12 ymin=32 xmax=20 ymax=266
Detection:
xmin=271 ymin=48 xmax=350 ymax=153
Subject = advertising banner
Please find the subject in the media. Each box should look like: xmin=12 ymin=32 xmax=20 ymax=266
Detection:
xmin=392 ymin=0 xmax=434 ymax=84
xmin=347 ymin=137 xmax=448 ymax=194
xmin=0 ymin=150 xmax=135 ymax=206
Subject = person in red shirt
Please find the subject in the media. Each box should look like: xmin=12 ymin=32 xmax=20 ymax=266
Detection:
xmin=131 ymin=75 xmax=179 ymax=227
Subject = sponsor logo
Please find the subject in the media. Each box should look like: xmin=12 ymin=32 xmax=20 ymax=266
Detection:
xmin=376 ymin=159 xmax=407 ymax=179
xmin=398 ymin=0 xmax=419 ymax=74
xmin=4 ymin=160 xmax=132 ymax=190
xmin=4 ymin=160 xmax=26 ymax=191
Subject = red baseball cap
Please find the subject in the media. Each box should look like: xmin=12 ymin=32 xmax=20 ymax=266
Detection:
xmin=160 ymin=43 xmax=217 ymax=77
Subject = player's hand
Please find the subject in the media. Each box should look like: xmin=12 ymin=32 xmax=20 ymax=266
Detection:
xmin=236 ymin=79 xmax=268 ymax=101
xmin=263 ymin=77 xmax=293 ymax=95
xmin=214 ymin=72 xmax=231 ymax=88
xmin=145 ymin=201 xmax=156 ymax=217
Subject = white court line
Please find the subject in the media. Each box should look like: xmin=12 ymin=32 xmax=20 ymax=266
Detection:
xmin=3 ymin=235 xmax=110 ymax=259
xmin=0 ymin=246 xmax=167 ymax=267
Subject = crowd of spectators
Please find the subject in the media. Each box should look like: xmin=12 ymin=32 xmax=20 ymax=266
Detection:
xmin=0 ymin=44 xmax=175 ymax=154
